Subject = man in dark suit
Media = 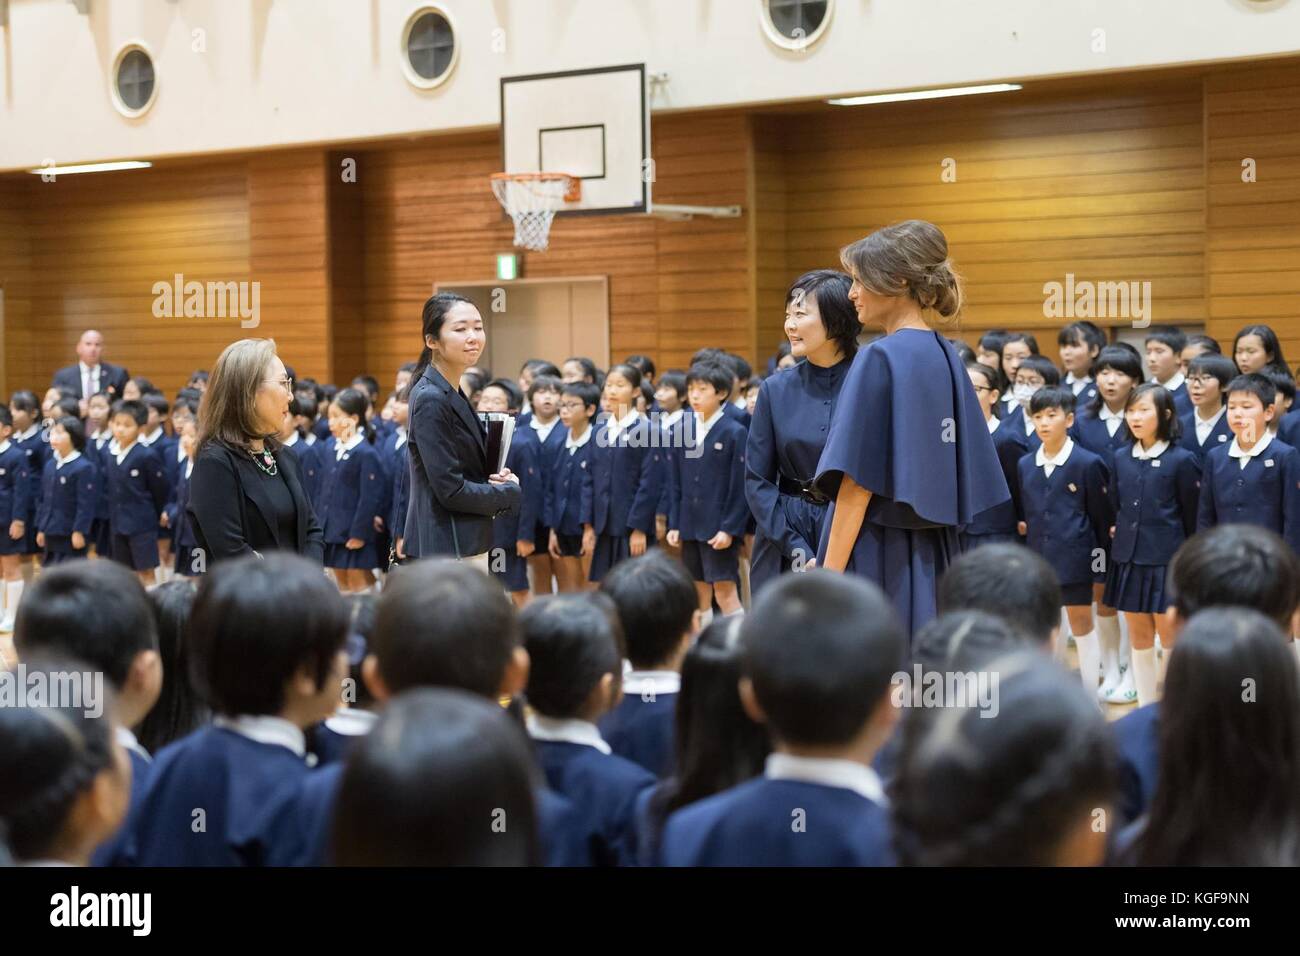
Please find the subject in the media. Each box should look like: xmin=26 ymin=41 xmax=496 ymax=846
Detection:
xmin=51 ymin=329 xmax=130 ymax=401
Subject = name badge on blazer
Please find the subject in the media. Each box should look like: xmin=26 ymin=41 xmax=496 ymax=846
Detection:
xmin=1068 ymin=482 xmax=1078 ymax=493
xmin=1151 ymin=460 xmax=1161 ymax=468
xmin=0 ymin=468 xmax=5 ymax=476
xmin=1218 ymin=434 xmax=1228 ymax=442
xmin=59 ymin=476 xmax=66 ymax=484
xmin=1266 ymin=459 xmax=1276 ymax=468
xmin=130 ymin=469 xmax=139 ymax=477
xmin=580 ymin=461 xmax=587 ymax=469
xmin=714 ymin=442 xmax=724 ymax=451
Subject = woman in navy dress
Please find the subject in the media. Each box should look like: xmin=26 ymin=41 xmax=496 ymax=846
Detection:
xmin=814 ymin=221 xmax=1009 ymax=635
xmin=745 ymin=270 xmax=859 ymax=595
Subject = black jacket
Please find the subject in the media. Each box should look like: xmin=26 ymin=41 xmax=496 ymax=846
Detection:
xmin=51 ymin=362 xmax=130 ymax=399
xmin=188 ymin=439 xmax=324 ymax=566
xmin=405 ymin=365 xmax=520 ymax=558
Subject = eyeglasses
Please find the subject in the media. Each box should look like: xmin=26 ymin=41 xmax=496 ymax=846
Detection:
xmin=558 ymin=401 xmax=587 ymax=410
xmin=971 ymin=384 xmax=995 ymax=394
xmin=264 ymin=376 xmax=293 ymax=392
xmin=1186 ymin=375 xmax=1216 ymax=386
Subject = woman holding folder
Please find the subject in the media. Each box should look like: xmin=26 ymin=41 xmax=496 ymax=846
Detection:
xmin=404 ymin=293 xmax=520 ymax=568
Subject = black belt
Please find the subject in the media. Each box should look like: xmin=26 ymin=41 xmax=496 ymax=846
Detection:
xmin=778 ymin=474 xmax=829 ymax=506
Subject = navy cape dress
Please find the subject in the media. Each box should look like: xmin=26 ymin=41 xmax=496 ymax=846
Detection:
xmin=813 ymin=329 xmax=1009 ymax=634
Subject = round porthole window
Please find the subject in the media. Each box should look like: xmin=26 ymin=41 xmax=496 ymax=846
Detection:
xmin=760 ymin=0 xmax=833 ymax=51
xmin=401 ymin=5 xmax=459 ymax=89
xmin=111 ymin=43 xmax=158 ymax=117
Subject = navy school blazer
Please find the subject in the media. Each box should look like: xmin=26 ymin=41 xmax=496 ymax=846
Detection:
xmin=105 ymin=443 xmax=170 ymax=536
xmin=12 ymin=429 xmax=48 ymax=519
xmin=965 ymin=422 xmax=1024 ymax=537
xmin=1069 ymin=407 xmax=1132 ymax=464
xmin=1112 ymin=702 xmax=1160 ymax=826
xmin=1108 ymin=443 xmax=1201 ymax=566
xmin=666 ymin=413 xmax=749 ymax=541
xmin=1016 ymin=443 xmax=1114 ymax=586
xmin=404 ymin=365 xmax=520 ymax=559
xmin=318 ymin=437 xmax=385 ymax=546
xmin=0 ymin=443 xmax=31 ymax=526
xmin=583 ymin=415 xmax=663 ymax=538
xmin=1178 ymin=409 xmax=1233 ymax=464
xmin=1196 ymin=437 xmax=1300 ymax=554
xmin=35 ymin=455 xmax=98 ymax=537
xmin=545 ymin=433 xmax=594 ymax=536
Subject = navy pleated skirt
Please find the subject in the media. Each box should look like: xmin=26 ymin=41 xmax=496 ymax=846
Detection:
xmin=325 ymin=541 xmax=379 ymax=570
xmin=1103 ymin=560 xmax=1170 ymax=614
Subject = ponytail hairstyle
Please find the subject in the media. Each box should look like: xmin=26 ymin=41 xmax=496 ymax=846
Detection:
xmin=0 ymin=655 xmax=123 ymax=862
xmin=332 ymin=387 xmax=374 ymax=444
xmin=409 ymin=292 xmax=475 ymax=390
xmin=839 ymin=219 xmax=964 ymax=324
xmin=893 ymin=652 xmax=1117 ymax=866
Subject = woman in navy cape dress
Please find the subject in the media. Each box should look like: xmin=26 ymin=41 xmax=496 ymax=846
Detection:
xmin=813 ymin=222 xmax=1009 ymax=635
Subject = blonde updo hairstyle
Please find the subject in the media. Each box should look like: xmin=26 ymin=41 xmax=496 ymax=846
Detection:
xmin=840 ymin=220 xmax=964 ymax=323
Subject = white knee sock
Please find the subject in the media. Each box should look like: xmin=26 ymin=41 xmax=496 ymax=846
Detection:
xmin=1157 ymin=641 xmax=1170 ymax=691
xmin=3 ymin=580 xmax=23 ymax=624
xmin=1097 ymin=614 xmax=1121 ymax=686
xmin=700 ymin=608 xmax=715 ymax=629
xmin=1075 ymin=629 xmax=1101 ymax=693
xmin=1132 ymin=647 xmax=1159 ymax=707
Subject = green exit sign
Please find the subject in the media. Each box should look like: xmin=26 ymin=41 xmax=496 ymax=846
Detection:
xmin=496 ymin=253 xmax=519 ymax=281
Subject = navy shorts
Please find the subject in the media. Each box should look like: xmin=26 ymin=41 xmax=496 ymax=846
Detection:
xmin=112 ymin=531 xmax=159 ymax=571
xmin=681 ymin=537 xmax=741 ymax=584
xmin=1060 ymin=581 xmax=1094 ymax=607
xmin=531 ymin=521 xmax=552 ymax=553
xmin=42 ymin=534 xmax=89 ymax=565
xmin=553 ymin=532 xmax=583 ymax=558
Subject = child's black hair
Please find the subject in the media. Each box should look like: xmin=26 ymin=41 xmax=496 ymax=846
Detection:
xmin=656 ymin=371 xmax=686 ymax=400
xmin=1262 ymin=368 xmax=1296 ymax=408
xmin=1143 ymin=324 xmax=1187 ymax=355
xmin=371 ymin=560 xmax=520 ymax=699
xmin=331 ymin=688 xmax=539 ymax=866
xmin=52 ymin=416 xmax=86 ymax=452
xmin=14 ymin=560 xmax=158 ymax=688
xmin=599 ymin=551 xmax=697 ymax=670
xmin=1014 ymin=354 xmax=1061 ymax=387
xmin=189 ymin=369 xmax=211 ymax=385
xmin=110 ymin=399 xmax=148 ymax=427
xmin=1028 ymin=385 xmax=1077 ymax=417
xmin=743 ymin=571 xmax=904 ymax=746
xmin=521 ymin=358 xmax=562 ymax=380
xmin=641 ymin=615 xmax=771 ymax=860
xmin=1169 ymin=525 xmax=1300 ymax=630
xmin=893 ymin=652 xmax=1116 ymax=866
xmin=141 ymin=392 xmax=170 ymax=418
xmin=685 ymin=360 xmax=734 ymax=399
xmin=911 ymin=610 xmax=1029 ymax=673
xmin=350 ymin=375 xmax=380 ymax=401
xmin=54 ymin=396 xmax=82 ymax=419
xmin=639 ymin=379 xmax=655 ymax=408
xmin=564 ymin=356 xmax=599 ymax=384
xmin=521 ymin=594 xmax=623 ymax=719
xmin=9 ymin=389 xmax=40 ymax=415
xmin=978 ymin=329 xmax=1009 ymax=354
xmin=482 ymin=377 xmax=524 ymax=412
xmin=135 ymin=580 xmax=207 ymax=754
xmin=965 ymin=362 xmax=1001 ymax=402
xmin=1002 ymin=331 xmax=1039 ymax=358
xmin=1134 ymin=608 xmax=1300 ymax=866
xmin=293 ymin=394 xmax=319 ymax=422
xmin=605 ymin=362 xmax=643 ymax=392
xmin=1222 ymin=371 xmax=1274 ymax=408
xmin=1057 ymin=320 xmax=1106 ymax=356
xmin=949 ymin=338 xmax=975 ymax=364
xmin=623 ymin=354 xmax=656 ymax=381
xmin=526 ymin=374 xmax=563 ymax=405
xmin=0 ymin=405 xmax=13 ymax=430
xmin=344 ymin=592 xmax=378 ymax=710
xmin=331 ymin=387 xmax=374 ymax=443
xmin=127 ymin=376 xmax=159 ymax=397
xmin=1187 ymin=352 xmax=1237 ymax=391
xmin=937 ymin=543 xmax=1061 ymax=646
xmin=690 ymin=347 xmax=727 ymax=367
xmin=561 ymin=382 xmax=601 ymax=421
xmin=1184 ymin=332 xmax=1221 ymax=356
xmin=1087 ymin=344 xmax=1144 ymax=416
xmin=188 ymin=553 xmax=349 ymax=717
xmin=1125 ymin=382 xmax=1182 ymax=443
xmin=0 ymin=655 xmax=121 ymax=862
xmin=725 ymin=353 xmax=753 ymax=386
xmin=1233 ymin=323 xmax=1289 ymax=376
xmin=786 ymin=269 xmax=862 ymax=359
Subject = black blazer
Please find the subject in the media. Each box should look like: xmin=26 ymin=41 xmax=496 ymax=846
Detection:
xmin=51 ymin=362 xmax=130 ymax=399
xmin=405 ymin=365 xmax=520 ymax=558
xmin=187 ymin=439 xmax=324 ymax=566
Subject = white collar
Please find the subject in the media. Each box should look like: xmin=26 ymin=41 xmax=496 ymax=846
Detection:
xmin=324 ymin=707 xmax=379 ymax=738
xmin=765 ymin=753 xmax=888 ymax=806
xmin=565 ymin=426 xmax=593 ymax=452
xmin=304 ymin=431 xmax=318 ymax=445
xmin=336 ymin=432 xmax=364 ymax=458
xmin=13 ymin=424 xmax=38 ymax=442
xmin=661 ymin=408 xmax=684 ymax=429
xmin=282 ymin=430 xmax=300 ymax=447
xmin=1131 ymin=439 xmax=1170 ymax=460
xmin=530 ymin=416 xmax=559 ymax=442
xmin=91 ymin=428 xmax=111 ymax=442
xmin=54 ymin=450 xmax=82 ymax=467
xmin=1099 ymin=404 xmax=1125 ymax=423
xmin=115 ymin=725 xmax=151 ymax=763
xmin=1229 ymin=428 xmax=1274 ymax=462
xmin=1036 ymin=438 xmax=1074 ymax=469
xmin=214 ymin=714 xmax=308 ymax=758
xmin=114 ymin=440 xmax=138 ymax=463
xmin=184 ymin=458 xmax=193 ymax=479
xmin=694 ymin=407 xmax=726 ymax=439
xmin=1160 ymin=371 xmax=1186 ymax=392
xmin=79 ymin=361 xmax=100 ymax=374
xmin=985 ymin=415 xmax=999 ymax=434
xmin=525 ymin=714 xmax=611 ymax=754
xmin=1195 ymin=404 xmax=1226 ymax=426
xmin=605 ymin=409 xmax=640 ymax=439
xmin=139 ymin=428 xmax=163 ymax=446
xmin=0 ymin=440 xmax=9 ymax=455
xmin=621 ymin=670 xmax=681 ymax=696
xmin=1065 ymin=372 xmax=1091 ymax=386
xmin=394 ymin=425 xmax=407 ymax=448
xmin=1021 ymin=408 xmax=1035 ymax=435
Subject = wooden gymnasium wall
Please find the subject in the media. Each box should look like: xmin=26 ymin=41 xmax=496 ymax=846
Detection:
xmin=0 ymin=178 xmax=33 ymax=399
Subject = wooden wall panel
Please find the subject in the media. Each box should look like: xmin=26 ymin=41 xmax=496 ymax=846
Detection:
xmin=1206 ymin=60 xmax=1300 ymax=363
xmin=0 ymin=179 xmax=32 ymax=397
xmin=753 ymin=118 xmax=789 ymax=363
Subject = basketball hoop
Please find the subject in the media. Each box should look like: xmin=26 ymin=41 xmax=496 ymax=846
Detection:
xmin=490 ymin=172 xmax=581 ymax=252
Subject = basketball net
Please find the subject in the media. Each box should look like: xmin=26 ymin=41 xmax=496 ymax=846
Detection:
xmin=490 ymin=172 xmax=581 ymax=252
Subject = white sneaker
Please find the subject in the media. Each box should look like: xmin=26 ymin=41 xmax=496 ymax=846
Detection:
xmin=1103 ymin=666 xmax=1137 ymax=705
xmin=1098 ymin=666 xmax=1123 ymax=700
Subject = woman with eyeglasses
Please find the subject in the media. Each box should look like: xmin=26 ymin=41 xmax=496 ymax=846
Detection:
xmin=188 ymin=338 xmax=324 ymax=566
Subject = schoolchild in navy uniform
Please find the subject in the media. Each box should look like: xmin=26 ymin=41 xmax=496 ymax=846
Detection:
xmin=1070 ymin=344 xmax=1140 ymax=462
xmin=746 ymin=270 xmax=858 ymax=593
xmin=652 ymin=371 xmax=687 ymax=554
xmin=104 ymin=399 xmax=169 ymax=587
xmin=666 ymin=360 xmax=748 ymax=618
xmin=1232 ymin=322 xmax=1289 ymax=377
xmin=166 ymin=419 xmax=204 ymax=577
xmin=997 ymin=332 xmax=1039 ymax=418
xmin=310 ymin=593 xmax=378 ymax=767
xmin=281 ymin=395 xmax=324 ymax=510
xmin=1196 ymin=373 xmax=1300 ymax=554
xmin=631 ymin=616 xmax=770 ymax=865
xmin=380 ymin=390 xmax=410 ymax=562
xmin=9 ymin=390 xmax=47 ymax=567
xmin=0 ymin=656 xmax=132 ymax=866
xmin=598 ymin=552 xmax=700 ymax=778
xmin=961 ymin=362 xmax=1021 ymax=551
xmin=517 ymin=359 xmax=562 ymax=426
xmin=993 ymin=353 xmax=1059 ymax=456
xmin=0 ymin=406 xmax=32 ymax=632
xmin=1179 ymin=352 xmax=1235 ymax=463
xmin=320 ymin=387 xmax=384 ymax=593
xmin=85 ymin=391 xmax=115 ymax=557
xmin=1180 ymin=332 xmax=1221 ymax=371
xmin=479 ymin=378 xmax=538 ymax=606
xmin=1144 ymin=325 xmax=1192 ymax=417
xmin=1263 ymin=366 xmax=1298 ymax=439
xmin=291 ymin=393 xmax=320 ymax=448
xmin=975 ymin=329 xmax=1010 ymax=394
xmin=135 ymin=581 xmax=207 ymax=756
xmin=120 ymin=554 xmax=348 ymax=866
xmin=1103 ymin=383 xmax=1201 ymax=707
xmin=13 ymin=559 xmax=163 ymax=867
xmin=523 ymin=593 xmax=656 ymax=866
xmin=660 ymin=571 xmax=901 ymax=867
xmin=518 ymin=375 xmax=567 ymax=594
xmin=1110 ymin=525 xmax=1300 ymax=829
xmin=584 ymin=363 xmax=662 ymax=583
xmin=1015 ymin=387 xmax=1114 ymax=692
xmin=1057 ymin=320 xmax=1104 ymax=403
xmin=350 ymin=375 xmax=390 ymax=442
xmin=1119 ymin=607 xmax=1300 ymax=865
xmin=561 ymin=355 xmax=599 ymax=386
xmin=34 ymin=416 xmax=98 ymax=565
xmin=692 ymin=348 xmax=751 ymax=430
xmin=893 ymin=651 xmax=1116 ymax=866
xmin=936 ymin=542 xmax=1062 ymax=648
xmin=547 ymin=382 xmax=599 ymax=592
